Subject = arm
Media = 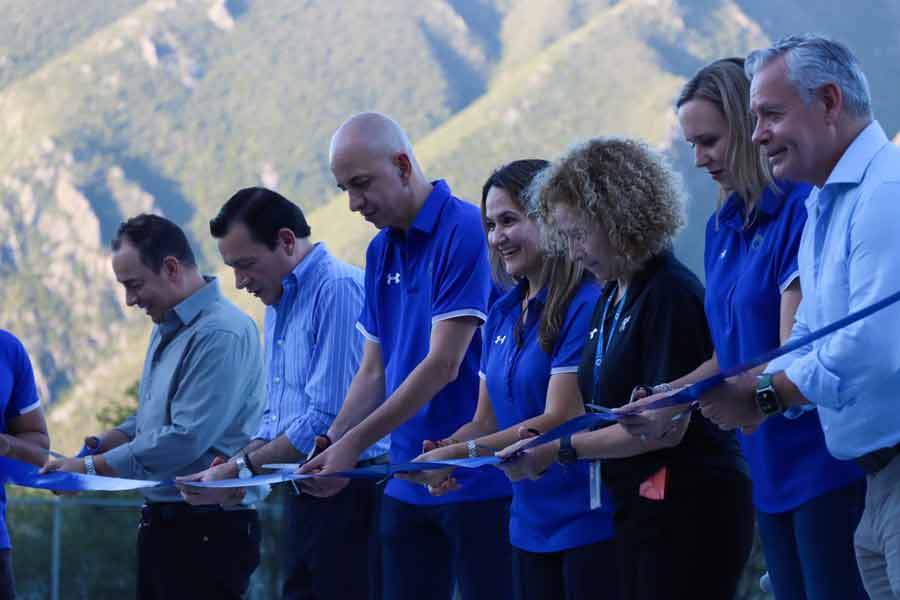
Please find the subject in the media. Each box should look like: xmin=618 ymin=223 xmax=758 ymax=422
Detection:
xmin=326 ymin=339 xmax=386 ymax=442
xmin=338 ymin=316 xmax=480 ymax=455
xmin=300 ymin=316 xmax=479 ymax=489
xmin=1 ymin=407 xmax=50 ymax=467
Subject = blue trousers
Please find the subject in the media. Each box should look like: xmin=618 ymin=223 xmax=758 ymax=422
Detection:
xmin=512 ymin=538 xmax=619 ymax=600
xmin=757 ymin=479 xmax=867 ymax=600
xmin=282 ymin=478 xmax=382 ymax=600
xmin=380 ymin=495 xmax=513 ymax=600
xmin=0 ymin=550 xmax=14 ymax=600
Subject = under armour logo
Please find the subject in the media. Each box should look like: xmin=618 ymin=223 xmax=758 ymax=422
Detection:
xmin=589 ymin=328 xmax=598 ymax=340
xmin=386 ymin=273 xmax=401 ymax=285
xmin=719 ymin=249 xmax=728 ymax=259
xmin=620 ymin=316 xmax=631 ymax=332
xmin=494 ymin=335 xmax=506 ymax=345
xmin=750 ymin=233 xmax=764 ymax=250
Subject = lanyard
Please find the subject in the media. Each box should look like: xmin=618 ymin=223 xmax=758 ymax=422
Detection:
xmin=593 ymin=289 xmax=627 ymax=390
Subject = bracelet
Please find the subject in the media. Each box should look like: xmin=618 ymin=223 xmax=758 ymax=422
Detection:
xmin=466 ymin=440 xmax=479 ymax=458
xmin=653 ymin=383 xmax=674 ymax=394
xmin=84 ymin=455 xmax=97 ymax=476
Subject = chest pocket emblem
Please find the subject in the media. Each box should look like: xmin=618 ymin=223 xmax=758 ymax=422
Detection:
xmin=494 ymin=335 xmax=506 ymax=345
xmin=386 ymin=272 xmax=401 ymax=285
xmin=588 ymin=328 xmax=598 ymax=340
xmin=750 ymin=233 xmax=765 ymax=251
xmin=619 ymin=315 xmax=631 ymax=333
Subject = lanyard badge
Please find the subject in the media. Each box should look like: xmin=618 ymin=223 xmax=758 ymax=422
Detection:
xmin=589 ymin=288 xmax=627 ymax=511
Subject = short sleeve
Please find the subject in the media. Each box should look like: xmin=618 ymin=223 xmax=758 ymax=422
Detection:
xmin=775 ymin=185 xmax=810 ymax=292
xmin=356 ymin=239 xmax=382 ymax=343
xmin=431 ymin=219 xmax=491 ymax=324
xmin=6 ymin=336 xmax=40 ymax=418
xmin=550 ymin=283 xmax=602 ymax=374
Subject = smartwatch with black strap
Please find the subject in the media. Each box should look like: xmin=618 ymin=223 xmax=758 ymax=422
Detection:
xmin=557 ymin=434 xmax=578 ymax=466
xmin=755 ymin=373 xmax=784 ymax=416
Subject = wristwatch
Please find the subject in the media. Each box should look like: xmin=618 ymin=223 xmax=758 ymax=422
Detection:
xmin=557 ymin=435 xmax=578 ymax=466
xmin=755 ymin=373 xmax=784 ymax=416
xmin=84 ymin=455 xmax=97 ymax=476
xmin=235 ymin=455 xmax=253 ymax=480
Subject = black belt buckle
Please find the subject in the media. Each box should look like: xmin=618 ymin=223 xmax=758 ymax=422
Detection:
xmin=855 ymin=443 xmax=900 ymax=475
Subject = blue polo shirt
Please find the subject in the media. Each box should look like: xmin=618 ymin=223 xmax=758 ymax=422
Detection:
xmin=357 ymin=180 xmax=511 ymax=505
xmin=704 ymin=181 xmax=863 ymax=514
xmin=481 ymin=279 xmax=614 ymax=552
xmin=0 ymin=330 xmax=41 ymax=550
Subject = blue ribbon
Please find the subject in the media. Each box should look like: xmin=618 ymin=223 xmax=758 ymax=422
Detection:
xmin=521 ymin=286 xmax=900 ymax=450
xmin=0 ymin=456 xmax=165 ymax=492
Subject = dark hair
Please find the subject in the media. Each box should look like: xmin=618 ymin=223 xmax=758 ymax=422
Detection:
xmin=209 ymin=187 xmax=311 ymax=249
xmin=111 ymin=214 xmax=197 ymax=272
xmin=481 ymin=159 xmax=585 ymax=354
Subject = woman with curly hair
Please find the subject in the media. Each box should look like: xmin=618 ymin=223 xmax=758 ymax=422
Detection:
xmin=498 ymin=138 xmax=753 ymax=599
xmin=404 ymin=159 xmax=618 ymax=600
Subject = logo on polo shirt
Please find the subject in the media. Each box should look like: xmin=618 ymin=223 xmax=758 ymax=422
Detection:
xmin=620 ymin=315 xmax=631 ymax=332
xmin=494 ymin=335 xmax=506 ymax=345
xmin=719 ymin=249 xmax=728 ymax=259
xmin=386 ymin=272 xmax=401 ymax=285
xmin=751 ymin=233 xmax=764 ymax=250
xmin=589 ymin=328 xmax=598 ymax=340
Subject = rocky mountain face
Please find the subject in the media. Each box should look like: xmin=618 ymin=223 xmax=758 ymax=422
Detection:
xmin=0 ymin=0 xmax=898 ymax=453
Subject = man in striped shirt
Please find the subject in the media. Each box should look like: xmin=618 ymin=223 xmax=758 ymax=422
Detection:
xmin=182 ymin=187 xmax=388 ymax=600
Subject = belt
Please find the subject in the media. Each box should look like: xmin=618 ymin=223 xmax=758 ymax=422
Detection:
xmin=356 ymin=453 xmax=389 ymax=468
xmin=140 ymin=502 xmax=254 ymax=526
xmin=854 ymin=443 xmax=900 ymax=475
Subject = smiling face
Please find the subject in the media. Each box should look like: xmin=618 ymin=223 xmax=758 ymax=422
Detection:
xmin=111 ymin=241 xmax=180 ymax=324
xmin=217 ymin=222 xmax=295 ymax=306
xmin=552 ymin=203 xmax=617 ymax=281
xmin=678 ymin=98 xmax=734 ymax=192
xmin=750 ymin=56 xmax=832 ymax=185
xmin=484 ymin=186 xmax=542 ymax=281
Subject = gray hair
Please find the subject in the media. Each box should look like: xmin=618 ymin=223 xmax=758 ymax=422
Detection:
xmin=745 ymin=34 xmax=872 ymax=119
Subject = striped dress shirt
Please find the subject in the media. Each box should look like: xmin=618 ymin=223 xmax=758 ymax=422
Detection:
xmin=255 ymin=242 xmax=389 ymax=460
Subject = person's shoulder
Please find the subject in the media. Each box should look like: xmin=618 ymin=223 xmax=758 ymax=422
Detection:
xmin=0 ymin=329 xmax=26 ymax=362
xmin=569 ymin=277 xmax=603 ymax=309
xmin=641 ymin=254 xmax=704 ymax=306
xmin=201 ymin=298 xmax=258 ymax=339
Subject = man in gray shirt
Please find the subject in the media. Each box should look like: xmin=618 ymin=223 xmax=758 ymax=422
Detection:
xmin=45 ymin=214 xmax=265 ymax=600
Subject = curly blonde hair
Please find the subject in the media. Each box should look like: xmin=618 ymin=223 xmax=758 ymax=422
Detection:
xmin=527 ymin=137 xmax=686 ymax=279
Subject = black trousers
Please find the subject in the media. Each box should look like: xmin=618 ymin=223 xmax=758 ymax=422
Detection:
xmin=614 ymin=473 xmax=754 ymax=600
xmin=0 ymin=550 xmax=14 ymax=600
xmin=136 ymin=504 xmax=260 ymax=600
xmin=282 ymin=478 xmax=382 ymax=600
xmin=512 ymin=538 xmax=619 ymax=600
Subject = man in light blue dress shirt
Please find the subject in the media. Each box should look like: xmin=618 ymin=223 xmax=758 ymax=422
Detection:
xmin=698 ymin=35 xmax=900 ymax=597
xmin=45 ymin=214 xmax=265 ymax=600
xmin=181 ymin=188 xmax=388 ymax=600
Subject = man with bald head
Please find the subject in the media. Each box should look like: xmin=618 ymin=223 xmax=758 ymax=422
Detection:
xmin=301 ymin=112 xmax=513 ymax=600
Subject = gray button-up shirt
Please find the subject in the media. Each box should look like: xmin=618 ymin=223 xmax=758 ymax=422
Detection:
xmin=104 ymin=277 xmax=264 ymax=502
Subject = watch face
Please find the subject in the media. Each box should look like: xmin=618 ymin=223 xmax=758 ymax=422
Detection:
xmin=757 ymin=389 xmax=780 ymax=415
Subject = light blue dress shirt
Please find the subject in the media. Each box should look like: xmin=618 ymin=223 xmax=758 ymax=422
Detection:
xmin=256 ymin=243 xmax=388 ymax=461
xmin=767 ymin=121 xmax=900 ymax=460
xmin=105 ymin=277 xmax=265 ymax=502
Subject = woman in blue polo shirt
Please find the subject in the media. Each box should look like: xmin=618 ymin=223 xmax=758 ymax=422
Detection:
xmin=499 ymin=138 xmax=754 ymax=600
xmin=407 ymin=159 xmax=617 ymax=600
xmin=663 ymin=58 xmax=866 ymax=600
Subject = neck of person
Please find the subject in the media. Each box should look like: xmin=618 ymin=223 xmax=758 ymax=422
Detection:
xmin=814 ymin=116 xmax=873 ymax=188
xmin=178 ymin=270 xmax=207 ymax=302
xmin=398 ymin=175 xmax=434 ymax=232
xmin=288 ymin=237 xmax=314 ymax=271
